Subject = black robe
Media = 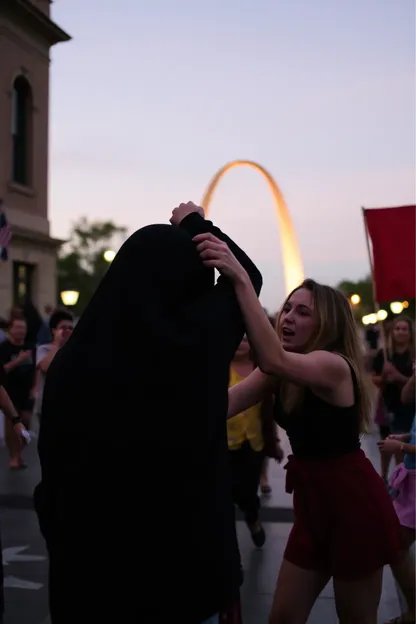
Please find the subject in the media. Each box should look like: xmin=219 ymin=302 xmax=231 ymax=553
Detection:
xmin=34 ymin=213 xmax=262 ymax=623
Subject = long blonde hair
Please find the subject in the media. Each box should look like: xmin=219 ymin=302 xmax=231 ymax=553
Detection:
xmin=387 ymin=315 xmax=414 ymax=359
xmin=276 ymin=279 xmax=372 ymax=433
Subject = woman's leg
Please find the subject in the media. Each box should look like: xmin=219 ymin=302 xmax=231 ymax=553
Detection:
xmin=260 ymin=457 xmax=272 ymax=494
xmin=333 ymin=568 xmax=383 ymax=624
xmin=242 ymin=447 xmax=263 ymax=526
xmin=269 ymin=559 xmax=330 ymax=624
xmin=245 ymin=448 xmax=266 ymax=546
xmin=230 ymin=444 xmax=265 ymax=547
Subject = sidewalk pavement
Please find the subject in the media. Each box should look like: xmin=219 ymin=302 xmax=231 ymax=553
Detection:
xmin=0 ymin=430 xmax=406 ymax=623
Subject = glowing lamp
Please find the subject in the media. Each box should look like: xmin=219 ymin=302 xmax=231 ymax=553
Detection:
xmin=376 ymin=309 xmax=388 ymax=321
xmin=390 ymin=302 xmax=404 ymax=315
xmin=103 ymin=249 xmax=116 ymax=263
xmin=60 ymin=290 xmax=80 ymax=307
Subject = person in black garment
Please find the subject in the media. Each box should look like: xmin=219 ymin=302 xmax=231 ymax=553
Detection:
xmin=34 ymin=202 xmax=262 ymax=624
xmin=372 ymin=316 xmax=414 ymax=481
xmin=0 ymin=315 xmax=35 ymax=468
xmin=0 ymin=365 xmax=31 ymax=622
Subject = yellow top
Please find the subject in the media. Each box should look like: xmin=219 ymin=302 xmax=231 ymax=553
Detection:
xmin=227 ymin=367 xmax=264 ymax=451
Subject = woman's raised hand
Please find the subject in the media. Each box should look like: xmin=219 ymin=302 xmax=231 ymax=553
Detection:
xmin=170 ymin=202 xmax=205 ymax=226
xmin=193 ymin=233 xmax=247 ymax=283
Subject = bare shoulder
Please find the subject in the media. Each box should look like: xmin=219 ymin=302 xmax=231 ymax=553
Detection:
xmin=269 ymin=349 xmax=352 ymax=391
xmin=303 ymin=350 xmax=352 ymax=392
xmin=309 ymin=351 xmax=355 ymax=405
xmin=311 ymin=350 xmax=351 ymax=374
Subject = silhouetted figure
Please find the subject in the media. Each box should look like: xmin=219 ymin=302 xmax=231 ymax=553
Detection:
xmin=35 ymin=211 xmax=262 ymax=623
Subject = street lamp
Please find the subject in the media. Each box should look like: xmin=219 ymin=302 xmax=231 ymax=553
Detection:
xmin=350 ymin=294 xmax=361 ymax=306
xmin=390 ymin=301 xmax=404 ymax=315
xmin=362 ymin=313 xmax=377 ymax=325
xmin=60 ymin=290 xmax=80 ymax=307
xmin=376 ymin=309 xmax=388 ymax=321
xmin=103 ymin=249 xmax=116 ymax=263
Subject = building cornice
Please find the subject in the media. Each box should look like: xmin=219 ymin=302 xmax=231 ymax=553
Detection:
xmin=1 ymin=0 xmax=71 ymax=46
xmin=12 ymin=224 xmax=65 ymax=249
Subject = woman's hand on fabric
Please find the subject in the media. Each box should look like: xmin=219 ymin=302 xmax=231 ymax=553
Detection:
xmin=170 ymin=202 xmax=204 ymax=226
xmin=193 ymin=233 xmax=248 ymax=283
xmin=377 ymin=438 xmax=402 ymax=454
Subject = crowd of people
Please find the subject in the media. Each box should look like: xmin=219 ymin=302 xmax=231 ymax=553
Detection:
xmin=0 ymin=201 xmax=414 ymax=624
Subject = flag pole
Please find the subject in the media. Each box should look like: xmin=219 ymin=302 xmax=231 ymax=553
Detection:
xmin=362 ymin=207 xmax=387 ymax=357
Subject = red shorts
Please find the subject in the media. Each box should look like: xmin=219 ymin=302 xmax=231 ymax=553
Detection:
xmin=220 ymin=598 xmax=242 ymax=623
xmin=283 ymin=450 xmax=401 ymax=580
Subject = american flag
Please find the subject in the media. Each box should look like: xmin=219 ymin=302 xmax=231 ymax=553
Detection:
xmin=0 ymin=202 xmax=12 ymax=262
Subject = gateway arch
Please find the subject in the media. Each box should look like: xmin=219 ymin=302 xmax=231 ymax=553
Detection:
xmin=201 ymin=160 xmax=304 ymax=295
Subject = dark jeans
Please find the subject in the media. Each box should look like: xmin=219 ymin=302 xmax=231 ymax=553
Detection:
xmin=229 ymin=442 xmax=264 ymax=526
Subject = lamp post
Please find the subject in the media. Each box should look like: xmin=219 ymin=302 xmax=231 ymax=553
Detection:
xmin=60 ymin=290 xmax=80 ymax=307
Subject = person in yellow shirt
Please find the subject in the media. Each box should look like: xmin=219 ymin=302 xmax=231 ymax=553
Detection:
xmin=228 ymin=335 xmax=283 ymax=548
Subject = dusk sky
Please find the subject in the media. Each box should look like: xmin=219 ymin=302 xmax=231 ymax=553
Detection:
xmin=49 ymin=0 xmax=415 ymax=310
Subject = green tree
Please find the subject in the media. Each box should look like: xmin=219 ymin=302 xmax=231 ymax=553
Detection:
xmin=57 ymin=217 xmax=127 ymax=313
xmin=337 ymin=275 xmax=374 ymax=311
xmin=337 ymin=276 xmax=415 ymax=322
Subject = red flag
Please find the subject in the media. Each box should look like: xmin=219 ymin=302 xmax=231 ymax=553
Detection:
xmin=364 ymin=205 xmax=416 ymax=302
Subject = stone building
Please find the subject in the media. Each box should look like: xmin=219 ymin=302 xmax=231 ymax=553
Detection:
xmin=0 ymin=0 xmax=70 ymax=319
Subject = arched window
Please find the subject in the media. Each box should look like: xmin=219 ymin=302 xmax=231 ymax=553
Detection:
xmin=11 ymin=76 xmax=32 ymax=186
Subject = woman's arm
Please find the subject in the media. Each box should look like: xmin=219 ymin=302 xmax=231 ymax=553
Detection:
xmin=401 ymin=366 xmax=415 ymax=404
xmin=0 ymin=386 xmax=30 ymax=441
xmin=370 ymin=350 xmax=384 ymax=387
xmin=372 ymin=375 xmax=384 ymax=388
xmin=233 ymin=276 xmax=347 ymax=389
xmin=0 ymin=386 xmax=19 ymax=422
xmin=37 ymin=344 xmax=58 ymax=375
xmin=401 ymin=442 xmax=416 ymax=455
xmin=228 ymin=368 xmax=273 ymax=418
xmin=379 ymin=436 xmax=415 ymax=455
xmin=389 ymin=433 xmax=411 ymax=442
xmin=194 ymin=233 xmax=349 ymax=391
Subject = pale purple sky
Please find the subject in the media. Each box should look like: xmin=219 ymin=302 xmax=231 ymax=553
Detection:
xmin=49 ymin=0 xmax=415 ymax=310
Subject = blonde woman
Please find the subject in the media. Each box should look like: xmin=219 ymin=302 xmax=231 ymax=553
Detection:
xmin=379 ymin=368 xmax=415 ymax=624
xmin=372 ymin=317 xmax=414 ymax=480
xmin=194 ymin=231 xmax=400 ymax=624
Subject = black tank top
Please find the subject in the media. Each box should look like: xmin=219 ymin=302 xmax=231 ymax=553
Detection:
xmin=273 ymin=362 xmax=361 ymax=460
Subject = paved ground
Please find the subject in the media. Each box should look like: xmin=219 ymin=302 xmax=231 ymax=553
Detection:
xmin=0 ymin=429 xmax=406 ymax=623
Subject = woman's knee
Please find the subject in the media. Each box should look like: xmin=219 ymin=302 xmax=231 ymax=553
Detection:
xmin=268 ymin=607 xmax=306 ymax=624
xmin=269 ymin=560 xmax=329 ymax=624
xmin=334 ymin=569 xmax=382 ymax=623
